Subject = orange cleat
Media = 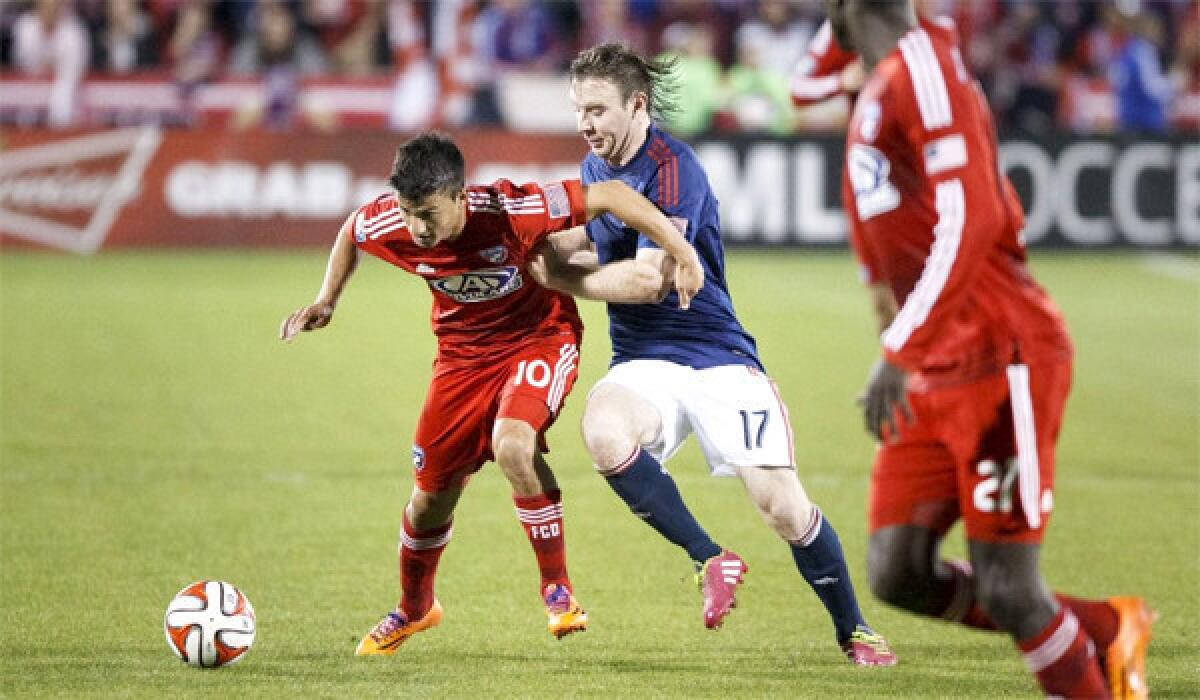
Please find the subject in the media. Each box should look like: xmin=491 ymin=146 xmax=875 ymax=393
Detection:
xmin=1104 ymin=596 xmax=1156 ymax=700
xmin=355 ymin=600 xmax=443 ymax=656
xmin=544 ymin=584 xmax=588 ymax=639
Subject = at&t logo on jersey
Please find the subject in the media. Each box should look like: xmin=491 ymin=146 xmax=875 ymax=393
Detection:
xmin=428 ymin=266 xmax=523 ymax=303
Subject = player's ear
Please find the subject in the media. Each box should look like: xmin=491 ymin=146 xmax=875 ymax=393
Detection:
xmin=630 ymin=91 xmax=648 ymax=116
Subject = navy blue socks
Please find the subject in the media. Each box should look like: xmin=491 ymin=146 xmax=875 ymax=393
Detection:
xmin=790 ymin=511 xmax=867 ymax=643
xmin=604 ymin=448 xmax=722 ymax=563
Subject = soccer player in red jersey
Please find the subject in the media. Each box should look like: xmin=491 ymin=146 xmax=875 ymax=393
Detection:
xmin=280 ymin=132 xmax=704 ymax=655
xmin=827 ymin=1 xmax=1155 ymax=697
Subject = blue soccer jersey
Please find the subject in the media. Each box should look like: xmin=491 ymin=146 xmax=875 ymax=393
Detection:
xmin=582 ymin=123 xmax=761 ymax=370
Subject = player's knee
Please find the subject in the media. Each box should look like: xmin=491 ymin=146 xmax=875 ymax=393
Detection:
xmin=581 ymin=411 xmax=639 ymax=472
xmin=754 ymin=486 xmax=813 ymax=541
xmin=492 ymin=430 xmax=535 ymax=473
xmin=973 ymin=568 xmax=1044 ymax=630
xmin=867 ymin=541 xmax=922 ymax=609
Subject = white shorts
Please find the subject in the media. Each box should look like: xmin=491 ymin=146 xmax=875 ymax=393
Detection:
xmin=592 ymin=359 xmax=795 ymax=477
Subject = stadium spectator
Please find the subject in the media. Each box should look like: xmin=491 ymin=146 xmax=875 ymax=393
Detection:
xmin=539 ymin=42 xmax=898 ymax=665
xmin=829 ymin=0 xmax=1154 ymax=697
xmin=1169 ymin=1 xmax=1200 ymax=130
xmin=995 ymin=2 xmax=1064 ymax=132
xmin=384 ymin=0 xmax=441 ymax=130
xmin=656 ymin=21 xmax=723 ymax=136
xmin=228 ymin=0 xmax=330 ymax=130
xmin=301 ymin=0 xmax=384 ymax=76
xmin=477 ymin=0 xmax=561 ymax=72
xmin=430 ymin=0 xmax=504 ymax=127
xmin=12 ymin=0 xmax=90 ymax=127
xmin=1111 ymin=8 xmax=1174 ymax=133
xmin=92 ymin=0 xmax=157 ymax=73
xmin=734 ymin=0 xmax=814 ymax=77
xmin=725 ymin=23 xmax=796 ymax=134
xmin=1055 ymin=2 xmax=1118 ymax=132
xmin=580 ymin=0 xmax=651 ymax=57
xmin=281 ymin=130 xmax=703 ymax=656
xmin=166 ymin=0 xmax=220 ymax=82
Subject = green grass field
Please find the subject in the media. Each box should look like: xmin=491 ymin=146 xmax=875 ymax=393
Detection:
xmin=1 ymin=250 xmax=1196 ymax=698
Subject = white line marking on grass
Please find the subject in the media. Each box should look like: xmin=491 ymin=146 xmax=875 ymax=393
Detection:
xmin=1140 ymin=253 xmax=1199 ymax=284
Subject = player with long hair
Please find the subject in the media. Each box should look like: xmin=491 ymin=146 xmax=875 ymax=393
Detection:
xmin=530 ymin=43 xmax=896 ymax=666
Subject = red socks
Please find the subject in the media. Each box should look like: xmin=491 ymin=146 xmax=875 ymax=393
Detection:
xmin=1019 ymin=607 xmax=1110 ymax=698
xmin=513 ymin=489 xmax=570 ymax=592
xmin=938 ymin=560 xmax=1119 ymax=650
xmin=399 ymin=511 xmax=452 ymax=621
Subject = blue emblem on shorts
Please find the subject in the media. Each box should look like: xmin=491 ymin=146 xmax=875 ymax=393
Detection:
xmin=412 ymin=445 xmax=425 ymax=471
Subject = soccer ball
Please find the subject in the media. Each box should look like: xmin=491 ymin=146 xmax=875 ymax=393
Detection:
xmin=163 ymin=580 xmax=256 ymax=668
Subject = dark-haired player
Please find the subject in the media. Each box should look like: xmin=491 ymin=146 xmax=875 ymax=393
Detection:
xmin=281 ymin=131 xmax=703 ymax=655
xmin=827 ymin=0 xmax=1155 ymax=697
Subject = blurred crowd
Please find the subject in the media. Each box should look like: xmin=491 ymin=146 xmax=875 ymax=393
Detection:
xmin=2 ymin=0 xmax=1198 ymax=133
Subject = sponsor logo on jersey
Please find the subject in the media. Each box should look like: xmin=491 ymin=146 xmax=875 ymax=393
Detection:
xmin=848 ymin=144 xmax=900 ymax=220
xmin=415 ymin=263 xmax=436 ymax=275
xmin=428 ymin=266 xmax=523 ymax=303
xmin=479 ymin=245 xmax=507 ymax=263
xmin=412 ymin=445 xmax=425 ymax=471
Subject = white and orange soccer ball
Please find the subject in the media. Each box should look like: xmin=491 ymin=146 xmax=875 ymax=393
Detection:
xmin=163 ymin=580 xmax=256 ymax=668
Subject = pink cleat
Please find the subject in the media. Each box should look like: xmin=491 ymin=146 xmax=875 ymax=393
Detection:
xmin=841 ymin=626 xmax=898 ymax=667
xmin=699 ymin=550 xmax=748 ymax=629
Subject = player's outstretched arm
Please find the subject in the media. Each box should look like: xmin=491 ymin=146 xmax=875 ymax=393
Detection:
xmin=581 ymin=179 xmax=703 ymax=309
xmin=529 ymin=227 xmax=668 ymax=304
xmin=280 ymin=221 xmax=360 ymax=342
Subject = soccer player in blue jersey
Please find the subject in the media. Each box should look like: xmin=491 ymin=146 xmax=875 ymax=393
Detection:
xmin=530 ymin=42 xmax=896 ymax=665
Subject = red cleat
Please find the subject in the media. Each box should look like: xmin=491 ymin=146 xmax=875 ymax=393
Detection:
xmin=699 ymin=550 xmax=748 ymax=629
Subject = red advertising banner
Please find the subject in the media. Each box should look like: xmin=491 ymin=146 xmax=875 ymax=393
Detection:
xmin=5 ymin=127 xmax=1197 ymax=250
xmin=0 ymin=128 xmax=588 ymax=252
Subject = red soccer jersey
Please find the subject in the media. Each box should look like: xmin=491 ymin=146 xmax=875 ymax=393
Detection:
xmin=347 ymin=178 xmax=588 ymax=361
xmin=791 ymin=16 xmax=959 ymax=107
xmin=842 ymin=26 xmax=1071 ymax=387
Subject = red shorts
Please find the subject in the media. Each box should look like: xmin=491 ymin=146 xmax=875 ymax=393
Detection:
xmin=868 ymin=359 xmax=1072 ymax=544
xmin=411 ymin=335 xmax=580 ymax=493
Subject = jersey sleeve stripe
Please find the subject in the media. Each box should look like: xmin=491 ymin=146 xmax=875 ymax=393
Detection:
xmin=810 ymin=21 xmax=832 ymax=54
xmin=649 ymin=140 xmax=679 ymax=209
xmin=667 ymin=152 xmax=678 ymax=208
xmin=900 ymin=30 xmax=952 ymax=131
xmin=791 ymin=73 xmax=842 ymax=101
xmin=881 ymin=178 xmax=965 ymax=351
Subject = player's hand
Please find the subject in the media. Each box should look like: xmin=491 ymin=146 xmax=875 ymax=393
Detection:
xmin=672 ymin=249 xmax=704 ymax=310
xmin=858 ymin=357 xmax=912 ymax=442
xmin=280 ymin=302 xmax=335 ymax=342
xmin=841 ymin=59 xmax=865 ymax=94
